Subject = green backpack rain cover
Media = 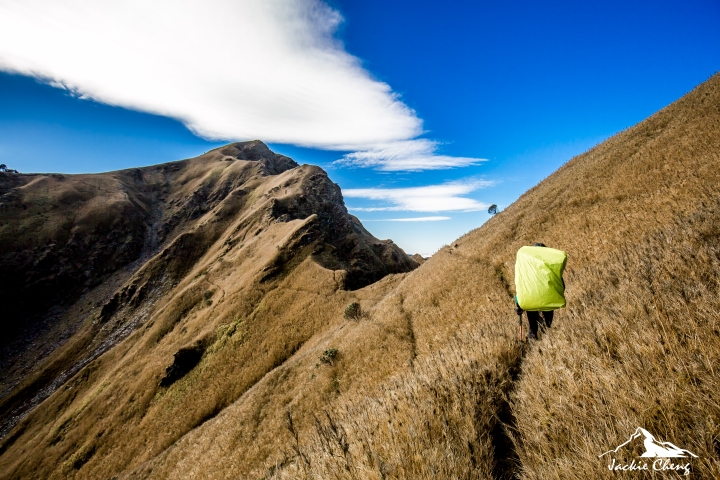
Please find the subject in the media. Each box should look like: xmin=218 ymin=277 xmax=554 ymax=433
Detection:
xmin=515 ymin=246 xmax=567 ymax=311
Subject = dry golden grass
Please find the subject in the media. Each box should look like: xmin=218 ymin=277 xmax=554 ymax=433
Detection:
xmin=263 ymin=73 xmax=720 ymax=479
xmin=0 ymin=147 xmax=416 ymax=478
xmin=1 ymin=74 xmax=720 ymax=479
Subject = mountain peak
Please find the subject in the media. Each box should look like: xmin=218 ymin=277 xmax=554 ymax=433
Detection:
xmin=219 ymin=140 xmax=298 ymax=175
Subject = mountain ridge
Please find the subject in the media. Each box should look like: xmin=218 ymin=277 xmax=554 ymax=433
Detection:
xmin=0 ymin=141 xmax=417 ymax=446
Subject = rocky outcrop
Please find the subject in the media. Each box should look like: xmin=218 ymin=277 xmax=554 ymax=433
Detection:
xmin=269 ymin=167 xmax=417 ymax=289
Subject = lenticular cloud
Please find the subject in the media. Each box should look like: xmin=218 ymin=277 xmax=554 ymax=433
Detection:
xmin=0 ymin=0 xmax=422 ymax=150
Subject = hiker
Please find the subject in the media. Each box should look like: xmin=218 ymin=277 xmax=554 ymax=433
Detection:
xmin=514 ymin=242 xmax=567 ymax=341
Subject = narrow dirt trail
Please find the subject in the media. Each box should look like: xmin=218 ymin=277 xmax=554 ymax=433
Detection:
xmin=490 ymin=344 xmax=524 ymax=480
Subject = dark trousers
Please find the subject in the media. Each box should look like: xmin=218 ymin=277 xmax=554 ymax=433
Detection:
xmin=527 ymin=310 xmax=554 ymax=339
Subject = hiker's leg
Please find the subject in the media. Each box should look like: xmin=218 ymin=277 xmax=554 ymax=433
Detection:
xmin=527 ymin=311 xmax=540 ymax=339
xmin=541 ymin=310 xmax=554 ymax=329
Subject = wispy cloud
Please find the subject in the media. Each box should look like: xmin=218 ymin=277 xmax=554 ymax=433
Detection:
xmin=333 ymin=139 xmax=485 ymax=171
xmin=0 ymin=0 xmax=483 ymax=170
xmin=363 ymin=216 xmax=451 ymax=222
xmin=345 ymin=179 xmax=495 ymax=212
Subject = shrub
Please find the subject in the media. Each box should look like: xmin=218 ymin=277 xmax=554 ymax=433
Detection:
xmin=343 ymin=302 xmax=361 ymax=320
xmin=320 ymin=348 xmax=338 ymax=366
xmin=203 ymin=290 xmax=213 ymax=306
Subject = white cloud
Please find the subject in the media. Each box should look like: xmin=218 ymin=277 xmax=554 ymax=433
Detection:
xmin=0 ymin=0 xmax=484 ymax=170
xmin=344 ymin=179 xmax=495 ymax=212
xmin=333 ymin=139 xmax=485 ymax=171
xmin=363 ymin=216 xmax=451 ymax=222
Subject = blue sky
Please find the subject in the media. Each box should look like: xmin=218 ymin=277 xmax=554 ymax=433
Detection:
xmin=0 ymin=0 xmax=718 ymax=256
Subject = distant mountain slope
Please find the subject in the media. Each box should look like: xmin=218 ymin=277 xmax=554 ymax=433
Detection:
xmin=0 ymin=141 xmax=417 ymax=476
xmin=1 ymin=71 xmax=719 ymax=479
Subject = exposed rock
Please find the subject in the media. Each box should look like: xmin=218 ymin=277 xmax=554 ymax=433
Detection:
xmin=268 ymin=167 xmax=418 ymax=289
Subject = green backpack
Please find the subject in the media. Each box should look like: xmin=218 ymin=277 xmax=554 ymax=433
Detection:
xmin=515 ymin=246 xmax=567 ymax=311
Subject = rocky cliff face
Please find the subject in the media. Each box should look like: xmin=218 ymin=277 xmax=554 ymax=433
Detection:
xmin=0 ymin=141 xmax=417 ymax=443
xmin=268 ymin=167 xmax=416 ymax=289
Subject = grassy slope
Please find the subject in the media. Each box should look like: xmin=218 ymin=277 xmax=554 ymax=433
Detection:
xmin=260 ymin=73 xmax=720 ymax=479
xmin=0 ymin=147 xmax=417 ymax=479
xmin=0 ymin=153 xmax=268 ymax=442
xmin=1 ymin=74 xmax=719 ymax=479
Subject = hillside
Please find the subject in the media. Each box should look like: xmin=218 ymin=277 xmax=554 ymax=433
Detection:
xmin=1 ymin=72 xmax=719 ymax=479
xmin=0 ymin=140 xmax=417 ymax=477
